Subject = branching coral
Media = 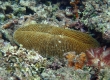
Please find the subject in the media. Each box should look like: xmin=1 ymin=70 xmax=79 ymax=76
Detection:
xmin=70 ymin=0 xmax=80 ymax=18
xmin=13 ymin=24 xmax=99 ymax=58
xmin=64 ymin=51 xmax=87 ymax=69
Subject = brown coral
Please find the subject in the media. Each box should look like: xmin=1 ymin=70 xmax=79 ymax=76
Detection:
xmin=64 ymin=52 xmax=76 ymax=67
xmin=64 ymin=52 xmax=87 ymax=69
xmin=13 ymin=24 xmax=99 ymax=58
xmin=74 ymin=52 xmax=87 ymax=69
xmin=70 ymin=0 xmax=80 ymax=18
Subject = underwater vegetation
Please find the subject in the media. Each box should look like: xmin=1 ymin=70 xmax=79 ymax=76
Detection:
xmin=13 ymin=24 xmax=99 ymax=58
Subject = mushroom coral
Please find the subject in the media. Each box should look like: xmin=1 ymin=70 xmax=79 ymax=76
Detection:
xmin=13 ymin=24 xmax=99 ymax=58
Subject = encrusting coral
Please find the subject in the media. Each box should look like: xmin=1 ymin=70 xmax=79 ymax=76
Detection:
xmin=13 ymin=24 xmax=99 ymax=58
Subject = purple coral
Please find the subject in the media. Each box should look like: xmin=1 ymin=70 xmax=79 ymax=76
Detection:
xmin=86 ymin=46 xmax=110 ymax=68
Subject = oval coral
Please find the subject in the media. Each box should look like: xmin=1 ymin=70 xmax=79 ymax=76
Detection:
xmin=13 ymin=24 xmax=99 ymax=58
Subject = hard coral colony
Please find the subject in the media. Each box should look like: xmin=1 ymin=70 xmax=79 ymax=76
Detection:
xmin=86 ymin=46 xmax=110 ymax=68
xmin=64 ymin=52 xmax=87 ymax=69
xmin=13 ymin=24 xmax=99 ymax=58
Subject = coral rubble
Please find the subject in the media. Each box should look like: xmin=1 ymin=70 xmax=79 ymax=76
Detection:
xmin=81 ymin=0 xmax=110 ymax=41
xmin=0 ymin=43 xmax=46 ymax=80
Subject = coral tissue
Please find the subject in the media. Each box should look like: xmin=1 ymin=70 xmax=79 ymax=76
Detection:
xmin=13 ymin=24 xmax=99 ymax=58
xmin=86 ymin=46 xmax=110 ymax=68
xmin=64 ymin=52 xmax=87 ymax=69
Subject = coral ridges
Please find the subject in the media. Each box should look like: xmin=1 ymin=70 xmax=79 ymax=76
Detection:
xmin=13 ymin=24 xmax=99 ymax=58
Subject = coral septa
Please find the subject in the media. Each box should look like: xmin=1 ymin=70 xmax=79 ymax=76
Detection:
xmin=93 ymin=46 xmax=105 ymax=58
xmin=86 ymin=46 xmax=110 ymax=68
xmin=102 ymin=48 xmax=110 ymax=66
xmin=86 ymin=49 xmax=95 ymax=59
xmin=14 ymin=24 xmax=99 ymax=58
